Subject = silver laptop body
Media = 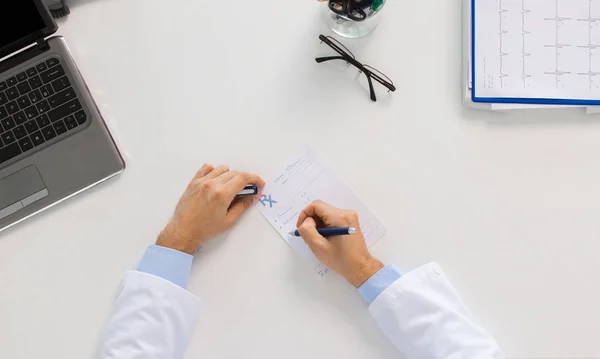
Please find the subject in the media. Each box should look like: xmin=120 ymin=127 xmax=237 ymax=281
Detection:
xmin=0 ymin=1 xmax=125 ymax=232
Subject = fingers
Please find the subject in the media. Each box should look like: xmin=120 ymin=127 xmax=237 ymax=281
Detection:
xmin=296 ymin=200 xmax=337 ymax=228
xmin=226 ymin=172 xmax=266 ymax=192
xmin=195 ymin=164 xmax=215 ymax=179
xmin=225 ymin=196 xmax=255 ymax=226
xmin=212 ymin=171 xmax=266 ymax=200
xmin=216 ymin=170 xmax=240 ymax=184
xmin=199 ymin=165 xmax=265 ymax=189
xmin=205 ymin=165 xmax=230 ymax=180
xmin=297 ymin=217 xmax=329 ymax=252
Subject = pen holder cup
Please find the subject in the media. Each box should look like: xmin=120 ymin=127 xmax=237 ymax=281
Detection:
xmin=321 ymin=0 xmax=385 ymax=38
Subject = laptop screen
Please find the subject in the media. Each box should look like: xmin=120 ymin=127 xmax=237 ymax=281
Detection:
xmin=0 ymin=2 xmax=47 ymax=50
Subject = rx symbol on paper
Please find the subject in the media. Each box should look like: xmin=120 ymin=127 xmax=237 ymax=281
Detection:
xmin=259 ymin=194 xmax=277 ymax=208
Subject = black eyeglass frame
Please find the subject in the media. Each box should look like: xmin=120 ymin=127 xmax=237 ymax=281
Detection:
xmin=315 ymin=34 xmax=396 ymax=102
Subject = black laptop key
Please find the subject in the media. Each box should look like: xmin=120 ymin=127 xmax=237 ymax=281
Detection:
xmin=18 ymin=137 xmax=33 ymax=152
xmin=41 ymin=125 xmax=56 ymax=140
xmin=36 ymin=100 xmax=51 ymax=114
xmin=6 ymin=77 xmax=17 ymax=87
xmin=24 ymin=106 xmax=38 ymax=120
xmin=24 ymin=120 xmax=38 ymax=134
xmin=0 ymin=81 xmax=6 ymax=91
xmin=1 ymin=130 xmax=15 ymax=144
xmin=46 ymin=58 xmax=60 ymax=68
xmin=29 ymin=89 xmax=42 ymax=103
xmin=13 ymin=125 xmax=27 ymax=139
xmin=53 ymin=120 xmax=67 ymax=135
xmin=0 ymin=136 xmax=3 ymax=147
xmin=6 ymin=87 xmax=19 ymax=100
xmin=0 ymin=106 xmax=7 ymax=120
xmin=41 ymin=65 xmax=65 ymax=84
xmin=6 ymin=101 xmax=19 ymax=114
xmin=0 ymin=142 xmax=21 ymax=163
xmin=17 ymin=96 xmax=31 ymax=109
xmin=64 ymin=115 xmax=77 ymax=129
xmin=48 ymin=99 xmax=81 ymax=122
xmin=26 ymin=67 xmax=37 ymax=77
xmin=13 ymin=111 xmax=27 ymax=125
xmin=36 ymin=114 xmax=50 ymax=128
xmin=16 ymin=72 xmax=27 ymax=82
xmin=36 ymin=63 xmax=47 ymax=72
xmin=17 ymin=82 xmax=31 ymax=96
xmin=1 ymin=117 xmax=15 ymax=130
xmin=52 ymin=76 xmax=71 ymax=93
xmin=49 ymin=88 xmax=76 ymax=108
xmin=40 ymin=84 xmax=54 ymax=98
xmin=0 ymin=92 xmax=8 ymax=106
xmin=28 ymin=75 xmax=43 ymax=89
xmin=31 ymin=131 xmax=45 ymax=146
xmin=74 ymin=110 xmax=87 ymax=125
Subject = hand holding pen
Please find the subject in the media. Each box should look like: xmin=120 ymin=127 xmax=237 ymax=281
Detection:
xmin=294 ymin=200 xmax=384 ymax=288
xmin=157 ymin=164 xmax=264 ymax=254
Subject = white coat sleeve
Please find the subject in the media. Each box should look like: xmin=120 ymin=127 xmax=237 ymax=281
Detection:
xmin=97 ymin=271 xmax=202 ymax=359
xmin=368 ymin=263 xmax=504 ymax=359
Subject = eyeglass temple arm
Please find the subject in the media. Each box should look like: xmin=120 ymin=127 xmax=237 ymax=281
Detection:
xmin=315 ymin=56 xmax=348 ymax=63
xmin=364 ymin=74 xmax=377 ymax=102
xmin=316 ymin=56 xmax=365 ymax=71
xmin=371 ymin=77 xmax=396 ymax=92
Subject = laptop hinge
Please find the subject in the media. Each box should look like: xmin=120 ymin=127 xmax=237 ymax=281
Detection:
xmin=36 ymin=39 xmax=50 ymax=51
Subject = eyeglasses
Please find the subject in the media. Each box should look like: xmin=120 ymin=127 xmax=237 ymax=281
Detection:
xmin=315 ymin=34 xmax=396 ymax=102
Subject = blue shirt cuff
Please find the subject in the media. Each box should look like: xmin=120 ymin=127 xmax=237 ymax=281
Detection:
xmin=137 ymin=244 xmax=193 ymax=288
xmin=358 ymin=264 xmax=402 ymax=304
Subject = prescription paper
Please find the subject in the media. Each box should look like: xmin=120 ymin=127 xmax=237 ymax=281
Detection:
xmin=257 ymin=148 xmax=386 ymax=276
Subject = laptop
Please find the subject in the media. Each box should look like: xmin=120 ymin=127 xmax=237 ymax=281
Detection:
xmin=0 ymin=1 xmax=125 ymax=232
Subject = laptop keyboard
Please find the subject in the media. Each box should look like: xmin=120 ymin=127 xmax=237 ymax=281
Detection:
xmin=0 ymin=57 xmax=88 ymax=166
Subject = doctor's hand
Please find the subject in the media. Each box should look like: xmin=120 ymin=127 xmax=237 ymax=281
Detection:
xmin=296 ymin=200 xmax=384 ymax=288
xmin=156 ymin=164 xmax=265 ymax=255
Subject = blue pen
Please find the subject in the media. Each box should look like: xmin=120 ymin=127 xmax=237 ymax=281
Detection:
xmin=237 ymin=185 xmax=258 ymax=196
xmin=288 ymin=227 xmax=357 ymax=237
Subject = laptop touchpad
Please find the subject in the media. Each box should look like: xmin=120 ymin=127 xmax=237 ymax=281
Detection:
xmin=0 ymin=166 xmax=48 ymax=220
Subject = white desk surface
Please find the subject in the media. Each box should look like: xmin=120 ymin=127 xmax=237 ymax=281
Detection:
xmin=1 ymin=0 xmax=599 ymax=358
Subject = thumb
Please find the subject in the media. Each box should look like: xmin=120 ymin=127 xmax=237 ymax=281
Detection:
xmin=226 ymin=197 xmax=253 ymax=226
xmin=297 ymin=217 xmax=328 ymax=252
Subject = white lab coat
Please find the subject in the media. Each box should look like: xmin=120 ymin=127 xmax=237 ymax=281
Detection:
xmin=97 ymin=263 xmax=504 ymax=359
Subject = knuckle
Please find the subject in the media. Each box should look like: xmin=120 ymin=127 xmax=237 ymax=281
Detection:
xmin=341 ymin=210 xmax=358 ymax=222
xmin=201 ymin=180 xmax=215 ymax=190
xmin=190 ymin=179 xmax=203 ymax=189
xmin=348 ymin=211 xmax=359 ymax=222
xmin=215 ymin=188 xmax=228 ymax=198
